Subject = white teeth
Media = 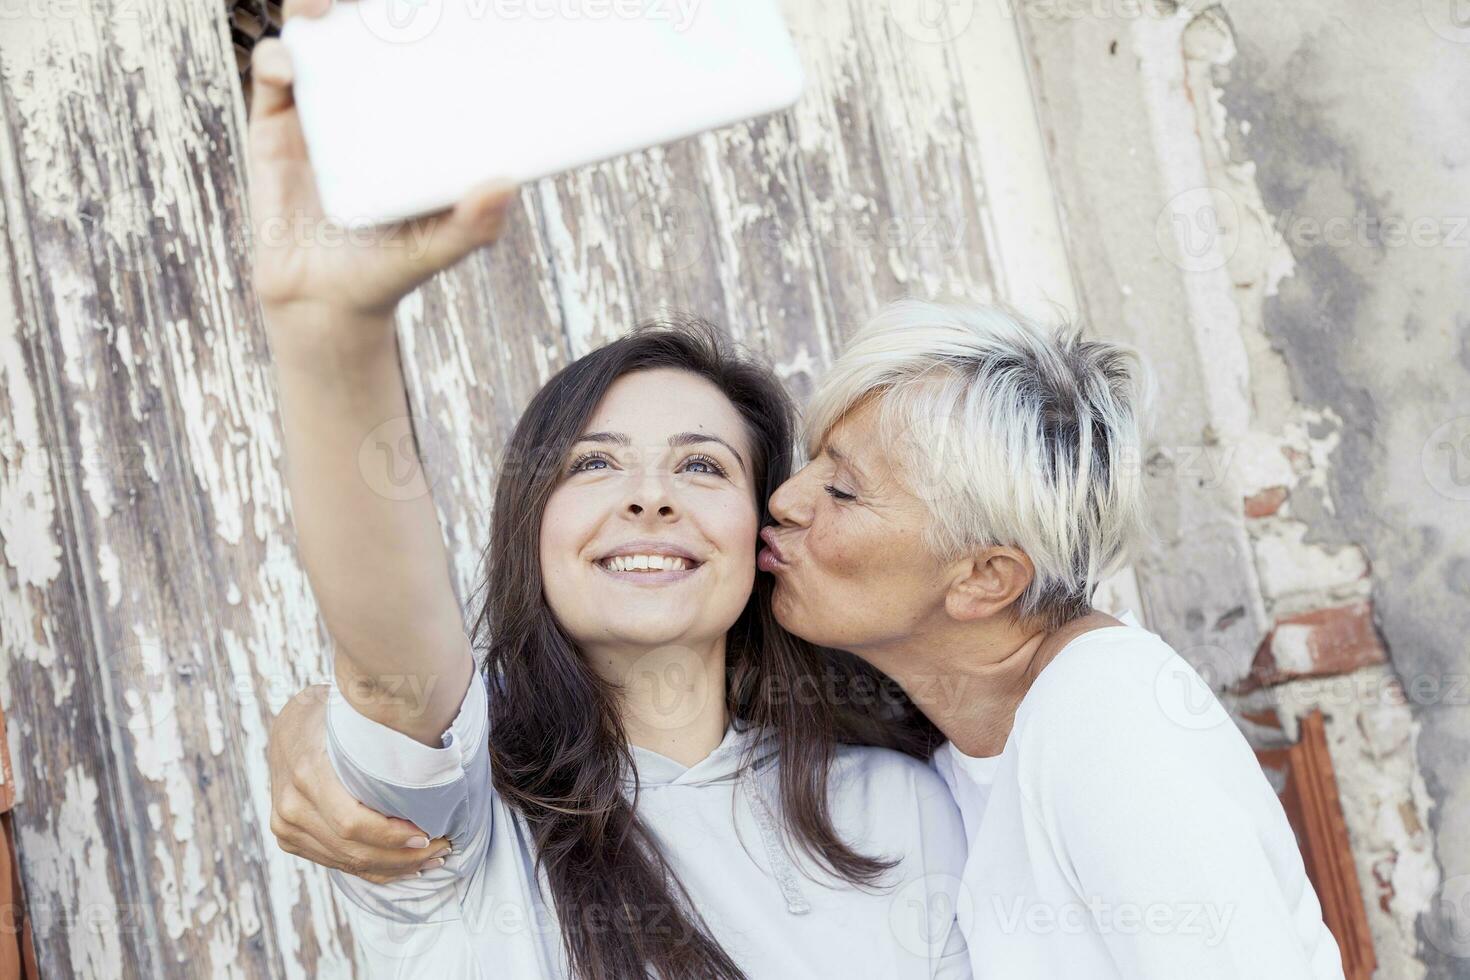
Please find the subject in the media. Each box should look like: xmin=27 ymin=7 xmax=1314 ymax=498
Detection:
xmin=602 ymin=554 xmax=690 ymax=572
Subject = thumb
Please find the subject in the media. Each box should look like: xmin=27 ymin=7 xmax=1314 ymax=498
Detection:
xmin=410 ymin=179 xmax=519 ymax=273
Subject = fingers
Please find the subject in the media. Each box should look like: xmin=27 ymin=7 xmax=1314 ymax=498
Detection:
xmin=335 ymin=799 xmax=435 ymax=851
xmin=450 ymin=179 xmax=521 ymax=229
xmin=249 ymin=40 xmax=295 ymax=122
xmin=339 ymin=837 xmax=453 ymax=881
xmin=408 ymin=179 xmax=519 ymax=276
xmin=273 ymin=785 xmax=452 ymax=880
xmin=283 ymin=0 xmax=333 ymax=18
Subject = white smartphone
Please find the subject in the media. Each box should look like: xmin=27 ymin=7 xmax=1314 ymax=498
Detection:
xmin=280 ymin=0 xmax=806 ymax=227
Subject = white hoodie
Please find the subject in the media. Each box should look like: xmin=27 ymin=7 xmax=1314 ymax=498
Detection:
xmin=324 ymin=669 xmax=972 ymax=978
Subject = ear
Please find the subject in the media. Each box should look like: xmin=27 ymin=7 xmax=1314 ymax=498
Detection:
xmin=943 ymin=546 xmax=1035 ymax=622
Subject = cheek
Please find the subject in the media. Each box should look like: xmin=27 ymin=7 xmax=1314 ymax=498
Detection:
xmin=537 ymin=487 xmax=596 ymax=600
xmin=803 ymin=508 xmax=870 ymax=578
xmin=706 ymin=492 xmax=759 ymax=565
xmin=538 ymin=489 xmax=576 ymax=559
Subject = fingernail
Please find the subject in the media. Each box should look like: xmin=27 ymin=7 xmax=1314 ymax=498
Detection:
xmin=419 ymin=857 xmax=446 ymax=871
xmin=405 ymin=836 xmax=430 ymax=848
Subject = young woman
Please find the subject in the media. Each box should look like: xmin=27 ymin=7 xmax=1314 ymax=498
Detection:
xmin=249 ymin=12 xmax=968 ymax=979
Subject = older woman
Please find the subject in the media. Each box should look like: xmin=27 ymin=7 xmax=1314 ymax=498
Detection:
xmin=757 ymin=300 xmax=1346 ymax=979
xmin=269 ymin=302 xmax=1345 ymax=979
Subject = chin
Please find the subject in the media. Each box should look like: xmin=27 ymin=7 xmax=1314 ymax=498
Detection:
xmin=608 ymin=625 xmax=691 ymax=647
xmin=770 ymin=586 xmax=811 ymax=637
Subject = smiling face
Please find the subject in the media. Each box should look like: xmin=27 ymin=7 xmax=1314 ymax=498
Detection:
xmin=539 ymin=367 xmax=759 ymax=659
xmin=760 ymin=397 xmax=952 ymax=659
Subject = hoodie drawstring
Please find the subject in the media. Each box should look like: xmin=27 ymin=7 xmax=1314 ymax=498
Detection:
xmin=745 ymin=763 xmax=811 ymax=915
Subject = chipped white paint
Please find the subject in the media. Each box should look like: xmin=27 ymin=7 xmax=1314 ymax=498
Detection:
xmin=1242 ymin=669 xmax=1440 ymax=979
xmin=1269 ymin=623 xmax=1318 ymax=675
xmin=1 ymin=1 xmax=365 ymax=976
xmin=1234 ymin=429 xmax=1299 ymax=497
xmin=1251 ymin=521 xmax=1370 ymax=602
xmin=1106 ymin=8 xmax=1443 ymax=969
xmin=26 ymin=766 xmax=124 ymax=979
xmin=0 ymin=217 xmax=62 ymax=605
xmin=950 ymin=3 xmax=1079 ymax=320
xmin=1132 ymin=9 xmax=1254 ymax=444
xmin=0 ymin=1 xmax=1100 ymax=976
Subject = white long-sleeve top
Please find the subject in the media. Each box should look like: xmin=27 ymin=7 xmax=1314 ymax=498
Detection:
xmin=931 ymin=612 xmax=1346 ymax=980
xmin=323 ymin=668 xmax=972 ymax=978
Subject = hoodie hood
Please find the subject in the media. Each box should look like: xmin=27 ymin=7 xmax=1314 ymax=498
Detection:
xmin=624 ymin=718 xmax=780 ymax=787
xmin=623 ymin=720 xmax=811 ymax=915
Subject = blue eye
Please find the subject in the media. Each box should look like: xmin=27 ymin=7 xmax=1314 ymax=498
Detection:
xmin=569 ymin=451 xmax=612 ymax=474
xmin=681 ymin=453 xmax=728 ymax=478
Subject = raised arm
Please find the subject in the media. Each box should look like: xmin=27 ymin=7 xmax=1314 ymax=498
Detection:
xmin=249 ymin=0 xmax=516 ymax=743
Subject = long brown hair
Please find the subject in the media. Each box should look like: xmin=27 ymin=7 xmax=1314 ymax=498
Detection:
xmin=466 ymin=316 xmax=940 ymax=979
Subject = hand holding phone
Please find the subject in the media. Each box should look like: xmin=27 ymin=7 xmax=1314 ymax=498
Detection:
xmin=248 ymin=0 xmax=518 ymax=324
xmin=280 ymin=0 xmax=804 ymax=228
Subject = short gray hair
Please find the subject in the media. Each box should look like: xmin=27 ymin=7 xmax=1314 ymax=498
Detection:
xmin=806 ymin=300 xmax=1152 ymax=630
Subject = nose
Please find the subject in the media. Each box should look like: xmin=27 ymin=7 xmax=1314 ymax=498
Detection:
xmin=623 ymin=466 xmax=677 ymax=521
xmin=768 ymin=464 xmax=813 ymax=527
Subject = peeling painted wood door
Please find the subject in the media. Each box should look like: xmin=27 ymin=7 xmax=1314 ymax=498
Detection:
xmin=0 ymin=1 xmax=1074 ymax=975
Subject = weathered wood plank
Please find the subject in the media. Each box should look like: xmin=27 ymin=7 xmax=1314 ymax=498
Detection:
xmin=0 ymin=2 xmax=1096 ymax=976
xmin=780 ymin=0 xmax=998 ymax=343
xmin=394 ymin=193 xmax=574 ymax=610
xmin=0 ymin=118 xmax=162 ymax=979
xmin=0 ymin=2 xmax=355 ymax=976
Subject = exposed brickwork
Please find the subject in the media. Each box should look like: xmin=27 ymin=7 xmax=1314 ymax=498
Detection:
xmin=1240 ymin=600 xmax=1388 ymax=691
xmin=1244 ymin=484 xmax=1289 ymax=517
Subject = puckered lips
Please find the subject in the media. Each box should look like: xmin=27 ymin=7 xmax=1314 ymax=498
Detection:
xmin=593 ymin=538 xmax=705 ymax=585
xmin=757 ymin=526 xmax=789 ymax=574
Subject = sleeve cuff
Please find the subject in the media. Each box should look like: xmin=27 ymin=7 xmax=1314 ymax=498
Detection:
xmin=326 ymin=668 xmax=488 ymax=789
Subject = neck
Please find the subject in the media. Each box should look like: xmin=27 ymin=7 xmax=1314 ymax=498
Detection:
xmin=585 ymin=636 xmax=730 ymax=767
xmin=872 ymin=609 xmax=1119 ymax=757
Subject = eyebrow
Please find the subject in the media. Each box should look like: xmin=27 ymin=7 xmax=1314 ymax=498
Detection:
xmin=823 ymin=442 xmax=868 ymax=484
xmin=574 ymin=431 xmax=747 ymax=473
